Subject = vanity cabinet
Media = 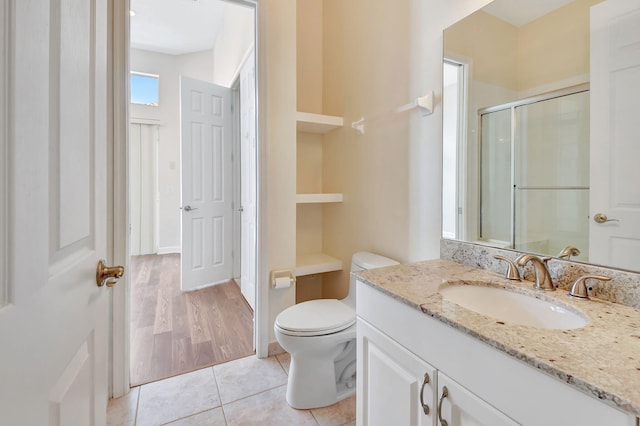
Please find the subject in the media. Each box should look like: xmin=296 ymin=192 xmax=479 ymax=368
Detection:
xmin=358 ymin=318 xmax=436 ymax=426
xmin=356 ymin=280 xmax=636 ymax=426
xmin=358 ymin=318 xmax=516 ymax=426
xmin=436 ymin=373 xmax=518 ymax=426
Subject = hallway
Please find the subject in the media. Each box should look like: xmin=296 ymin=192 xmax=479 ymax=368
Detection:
xmin=130 ymin=254 xmax=254 ymax=386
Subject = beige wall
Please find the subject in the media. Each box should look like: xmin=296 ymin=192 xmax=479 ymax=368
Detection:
xmin=319 ymin=0 xmax=494 ymax=299
xmin=263 ymin=0 xmax=494 ymax=348
xmin=517 ymin=0 xmax=602 ymax=95
xmin=444 ymin=11 xmax=519 ymax=91
xmin=445 ymin=0 xmax=602 ymax=100
xmin=261 ymin=0 xmax=297 ymax=345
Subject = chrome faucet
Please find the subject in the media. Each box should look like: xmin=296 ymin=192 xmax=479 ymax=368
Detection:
xmin=557 ymin=245 xmax=581 ymax=260
xmin=516 ymin=254 xmax=555 ymax=291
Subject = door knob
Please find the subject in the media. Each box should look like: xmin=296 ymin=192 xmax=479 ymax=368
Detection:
xmin=593 ymin=213 xmax=619 ymax=224
xmin=96 ymin=259 xmax=124 ymax=287
xmin=182 ymin=205 xmax=198 ymax=212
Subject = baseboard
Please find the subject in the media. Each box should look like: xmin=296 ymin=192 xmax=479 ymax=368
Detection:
xmin=157 ymin=246 xmax=181 ymax=255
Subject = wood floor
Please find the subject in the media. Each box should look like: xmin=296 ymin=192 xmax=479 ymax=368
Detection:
xmin=130 ymin=253 xmax=254 ymax=386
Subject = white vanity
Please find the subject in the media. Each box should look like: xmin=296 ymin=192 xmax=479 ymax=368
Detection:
xmin=355 ymin=259 xmax=640 ymax=426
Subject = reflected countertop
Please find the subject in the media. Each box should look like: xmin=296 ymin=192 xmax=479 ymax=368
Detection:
xmin=356 ymin=259 xmax=640 ymax=417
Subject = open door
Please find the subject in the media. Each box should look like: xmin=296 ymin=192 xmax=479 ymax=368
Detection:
xmin=589 ymin=0 xmax=640 ymax=269
xmin=180 ymin=76 xmax=234 ymax=291
xmin=0 ymin=0 xmax=114 ymax=424
xmin=239 ymin=50 xmax=257 ymax=310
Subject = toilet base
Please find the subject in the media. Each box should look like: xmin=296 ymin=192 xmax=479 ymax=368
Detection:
xmin=286 ymin=355 xmax=356 ymax=409
xmin=276 ymin=326 xmax=357 ymax=410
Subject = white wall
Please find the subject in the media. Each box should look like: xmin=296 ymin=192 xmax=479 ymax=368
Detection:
xmin=212 ymin=4 xmax=255 ymax=87
xmin=129 ymin=48 xmax=214 ymax=254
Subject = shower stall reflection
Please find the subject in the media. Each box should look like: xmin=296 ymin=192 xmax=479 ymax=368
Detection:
xmin=479 ymin=87 xmax=590 ymax=260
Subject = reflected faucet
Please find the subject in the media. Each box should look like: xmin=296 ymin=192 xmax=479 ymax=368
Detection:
xmin=558 ymin=246 xmax=581 ymax=260
xmin=516 ymin=254 xmax=555 ymax=291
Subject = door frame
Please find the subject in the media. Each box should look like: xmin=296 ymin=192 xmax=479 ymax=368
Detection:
xmin=109 ymin=0 xmax=267 ymax=398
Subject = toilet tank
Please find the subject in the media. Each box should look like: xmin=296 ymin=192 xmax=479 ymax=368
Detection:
xmin=351 ymin=251 xmax=399 ymax=272
xmin=344 ymin=252 xmax=399 ymax=307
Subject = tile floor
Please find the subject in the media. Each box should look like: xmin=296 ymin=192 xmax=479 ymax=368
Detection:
xmin=107 ymin=353 xmax=356 ymax=426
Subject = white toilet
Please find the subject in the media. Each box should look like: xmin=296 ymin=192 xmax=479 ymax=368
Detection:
xmin=274 ymin=251 xmax=399 ymax=409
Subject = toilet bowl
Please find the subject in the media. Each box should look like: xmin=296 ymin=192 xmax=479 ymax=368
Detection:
xmin=274 ymin=252 xmax=399 ymax=409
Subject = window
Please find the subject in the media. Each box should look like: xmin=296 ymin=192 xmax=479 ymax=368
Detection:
xmin=130 ymin=72 xmax=159 ymax=106
xmin=442 ymin=59 xmax=467 ymax=240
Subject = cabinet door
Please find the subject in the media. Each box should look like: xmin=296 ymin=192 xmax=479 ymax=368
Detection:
xmin=436 ymin=373 xmax=518 ymax=426
xmin=358 ymin=319 xmax=436 ymax=426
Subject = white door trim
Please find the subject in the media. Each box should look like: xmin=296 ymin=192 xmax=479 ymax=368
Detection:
xmin=109 ymin=0 xmax=267 ymax=398
xmin=110 ymin=0 xmax=131 ymax=399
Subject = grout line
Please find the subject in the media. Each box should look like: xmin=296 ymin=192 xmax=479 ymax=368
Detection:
xmin=134 ymin=386 xmax=141 ymax=426
xmin=211 ymin=366 xmax=229 ymax=425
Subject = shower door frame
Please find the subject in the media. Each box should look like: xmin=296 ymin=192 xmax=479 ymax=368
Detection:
xmin=477 ymin=83 xmax=590 ymax=250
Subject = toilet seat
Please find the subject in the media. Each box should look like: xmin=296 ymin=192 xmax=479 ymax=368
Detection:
xmin=275 ymin=299 xmax=355 ymax=337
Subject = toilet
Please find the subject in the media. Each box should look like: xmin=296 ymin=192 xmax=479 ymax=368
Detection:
xmin=274 ymin=251 xmax=399 ymax=409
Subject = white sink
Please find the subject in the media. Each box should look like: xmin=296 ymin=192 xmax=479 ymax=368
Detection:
xmin=438 ymin=283 xmax=588 ymax=330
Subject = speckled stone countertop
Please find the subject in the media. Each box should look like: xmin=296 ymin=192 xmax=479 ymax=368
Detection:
xmin=356 ymin=259 xmax=640 ymax=417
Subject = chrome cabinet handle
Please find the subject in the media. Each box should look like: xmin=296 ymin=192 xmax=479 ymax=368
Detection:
xmin=419 ymin=372 xmax=430 ymax=415
xmin=438 ymin=386 xmax=449 ymax=426
xmin=593 ymin=213 xmax=618 ymax=223
xmin=182 ymin=205 xmax=198 ymax=212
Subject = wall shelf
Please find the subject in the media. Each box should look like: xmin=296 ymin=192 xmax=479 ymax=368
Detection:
xmin=296 ymin=193 xmax=344 ymax=204
xmin=296 ymin=112 xmax=343 ymax=134
xmin=295 ymin=253 xmax=343 ymax=277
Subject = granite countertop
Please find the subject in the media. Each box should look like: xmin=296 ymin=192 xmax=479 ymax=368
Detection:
xmin=356 ymin=259 xmax=640 ymax=417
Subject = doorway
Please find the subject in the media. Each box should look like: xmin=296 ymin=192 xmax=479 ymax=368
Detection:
xmin=127 ymin=0 xmax=258 ymax=386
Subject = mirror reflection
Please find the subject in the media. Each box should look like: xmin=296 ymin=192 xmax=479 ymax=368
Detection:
xmin=442 ymin=0 xmax=640 ymax=272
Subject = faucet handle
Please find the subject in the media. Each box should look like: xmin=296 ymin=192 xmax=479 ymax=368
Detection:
xmin=569 ymin=275 xmax=611 ymax=299
xmin=494 ymin=255 xmax=521 ymax=281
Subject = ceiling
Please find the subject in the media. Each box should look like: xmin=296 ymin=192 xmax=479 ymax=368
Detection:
xmin=130 ymin=0 xmax=229 ymax=55
xmin=482 ymin=0 xmax=576 ymax=27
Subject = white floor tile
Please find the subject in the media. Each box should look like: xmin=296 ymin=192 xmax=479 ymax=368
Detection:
xmin=213 ymin=355 xmax=287 ymax=404
xmin=136 ymin=368 xmax=221 ymax=426
xmin=223 ymin=385 xmax=317 ymax=426
xmin=107 ymin=387 xmax=139 ymax=426
xmin=163 ymin=407 xmax=227 ymax=425
xmin=310 ymin=395 xmax=356 ymax=426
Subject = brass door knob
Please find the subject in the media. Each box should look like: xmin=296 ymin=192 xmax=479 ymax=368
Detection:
xmin=96 ymin=259 xmax=124 ymax=287
xmin=593 ymin=213 xmax=619 ymax=224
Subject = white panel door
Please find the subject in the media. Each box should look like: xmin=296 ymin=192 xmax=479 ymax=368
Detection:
xmin=0 ymin=0 xmax=111 ymax=424
xmin=590 ymin=0 xmax=640 ymax=269
xmin=180 ymin=77 xmax=233 ymax=291
xmin=357 ymin=319 xmax=436 ymax=426
xmin=240 ymin=50 xmax=257 ymax=310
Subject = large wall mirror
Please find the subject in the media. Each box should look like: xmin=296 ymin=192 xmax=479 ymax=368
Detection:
xmin=442 ymin=0 xmax=640 ymax=272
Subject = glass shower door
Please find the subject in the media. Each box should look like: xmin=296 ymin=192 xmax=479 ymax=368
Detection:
xmin=514 ymin=91 xmax=590 ymax=259
xmin=479 ymin=108 xmax=512 ymax=246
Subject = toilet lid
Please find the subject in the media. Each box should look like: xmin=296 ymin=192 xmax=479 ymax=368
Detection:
xmin=275 ymin=299 xmax=356 ymax=336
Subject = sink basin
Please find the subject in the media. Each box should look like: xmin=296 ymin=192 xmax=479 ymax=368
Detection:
xmin=438 ymin=283 xmax=588 ymax=329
